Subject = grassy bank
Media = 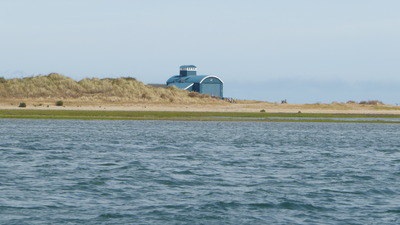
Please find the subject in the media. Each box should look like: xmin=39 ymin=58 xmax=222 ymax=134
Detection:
xmin=0 ymin=73 xmax=221 ymax=104
xmin=1 ymin=109 xmax=400 ymax=123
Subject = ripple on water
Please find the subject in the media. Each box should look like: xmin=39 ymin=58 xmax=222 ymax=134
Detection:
xmin=0 ymin=120 xmax=400 ymax=224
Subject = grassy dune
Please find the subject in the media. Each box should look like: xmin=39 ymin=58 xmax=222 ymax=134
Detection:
xmin=0 ymin=73 xmax=220 ymax=104
xmin=1 ymin=74 xmax=400 ymax=116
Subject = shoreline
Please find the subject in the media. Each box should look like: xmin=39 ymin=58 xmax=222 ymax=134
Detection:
xmin=1 ymin=101 xmax=400 ymax=115
xmin=2 ymin=99 xmax=400 ymax=123
xmin=1 ymin=107 xmax=400 ymax=123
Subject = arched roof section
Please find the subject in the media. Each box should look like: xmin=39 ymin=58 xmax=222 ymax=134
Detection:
xmin=167 ymin=83 xmax=193 ymax=90
xmin=166 ymin=75 xmax=180 ymax=83
xmin=185 ymin=75 xmax=224 ymax=84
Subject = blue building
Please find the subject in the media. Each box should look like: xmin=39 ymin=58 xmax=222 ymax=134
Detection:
xmin=166 ymin=65 xmax=223 ymax=98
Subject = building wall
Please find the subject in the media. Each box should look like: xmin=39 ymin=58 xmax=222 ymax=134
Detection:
xmin=193 ymin=83 xmax=200 ymax=93
xmin=199 ymin=77 xmax=223 ymax=97
xmin=180 ymin=70 xmax=197 ymax=77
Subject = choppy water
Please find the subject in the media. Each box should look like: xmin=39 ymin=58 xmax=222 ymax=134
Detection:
xmin=1 ymin=119 xmax=400 ymax=225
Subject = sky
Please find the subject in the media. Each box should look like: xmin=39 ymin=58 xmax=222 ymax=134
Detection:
xmin=1 ymin=0 xmax=399 ymax=104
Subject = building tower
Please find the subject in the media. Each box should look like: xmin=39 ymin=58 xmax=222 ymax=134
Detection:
xmin=179 ymin=65 xmax=197 ymax=77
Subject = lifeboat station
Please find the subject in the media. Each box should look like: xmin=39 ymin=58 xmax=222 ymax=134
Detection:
xmin=166 ymin=65 xmax=223 ymax=98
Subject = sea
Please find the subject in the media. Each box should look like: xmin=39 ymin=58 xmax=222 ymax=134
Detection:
xmin=1 ymin=119 xmax=399 ymax=225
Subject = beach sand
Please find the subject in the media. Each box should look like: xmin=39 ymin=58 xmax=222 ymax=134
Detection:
xmin=1 ymin=99 xmax=400 ymax=115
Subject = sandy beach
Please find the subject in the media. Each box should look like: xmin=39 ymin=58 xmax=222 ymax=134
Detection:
xmin=1 ymin=99 xmax=400 ymax=115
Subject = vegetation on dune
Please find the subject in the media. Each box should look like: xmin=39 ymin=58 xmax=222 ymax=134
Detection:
xmin=55 ymin=100 xmax=64 ymax=106
xmin=0 ymin=73 xmax=219 ymax=103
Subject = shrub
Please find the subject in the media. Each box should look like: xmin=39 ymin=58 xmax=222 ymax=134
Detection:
xmin=141 ymin=93 xmax=151 ymax=100
xmin=0 ymin=77 xmax=6 ymax=83
xmin=359 ymin=100 xmax=383 ymax=105
xmin=188 ymin=92 xmax=199 ymax=97
xmin=56 ymin=100 xmax=64 ymax=106
xmin=19 ymin=102 xmax=27 ymax=107
xmin=370 ymin=100 xmax=383 ymax=105
xmin=260 ymin=109 xmax=266 ymax=112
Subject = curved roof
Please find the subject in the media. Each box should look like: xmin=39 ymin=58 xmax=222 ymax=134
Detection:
xmin=166 ymin=75 xmax=180 ymax=83
xmin=167 ymin=83 xmax=193 ymax=90
xmin=186 ymin=75 xmax=223 ymax=84
xmin=166 ymin=75 xmax=224 ymax=84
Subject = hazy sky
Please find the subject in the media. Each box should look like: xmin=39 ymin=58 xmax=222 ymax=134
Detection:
xmin=1 ymin=0 xmax=399 ymax=104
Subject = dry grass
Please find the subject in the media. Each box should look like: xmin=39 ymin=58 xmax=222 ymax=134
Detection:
xmin=1 ymin=74 xmax=400 ymax=114
xmin=0 ymin=73 xmax=222 ymax=104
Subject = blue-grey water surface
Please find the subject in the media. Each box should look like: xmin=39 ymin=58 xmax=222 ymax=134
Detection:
xmin=1 ymin=119 xmax=400 ymax=224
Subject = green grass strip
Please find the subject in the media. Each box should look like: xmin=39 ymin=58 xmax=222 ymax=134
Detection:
xmin=0 ymin=109 xmax=399 ymax=123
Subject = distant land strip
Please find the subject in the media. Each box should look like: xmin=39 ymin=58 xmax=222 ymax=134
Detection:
xmin=1 ymin=109 xmax=400 ymax=123
xmin=1 ymin=73 xmax=400 ymax=117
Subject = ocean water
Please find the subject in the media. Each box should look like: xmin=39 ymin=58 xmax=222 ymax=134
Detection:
xmin=1 ymin=119 xmax=400 ymax=225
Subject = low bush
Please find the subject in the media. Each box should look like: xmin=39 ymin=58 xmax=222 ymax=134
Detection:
xmin=200 ymin=94 xmax=210 ymax=98
xmin=188 ymin=92 xmax=200 ymax=97
xmin=359 ymin=100 xmax=383 ymax=105
xmin=141 ymin=93 xmax=151 ymax=100
xmin=19 ymin=102 xmax=27 ymax=107
xmin=56 ymin=100 xmax=64 ymax=106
